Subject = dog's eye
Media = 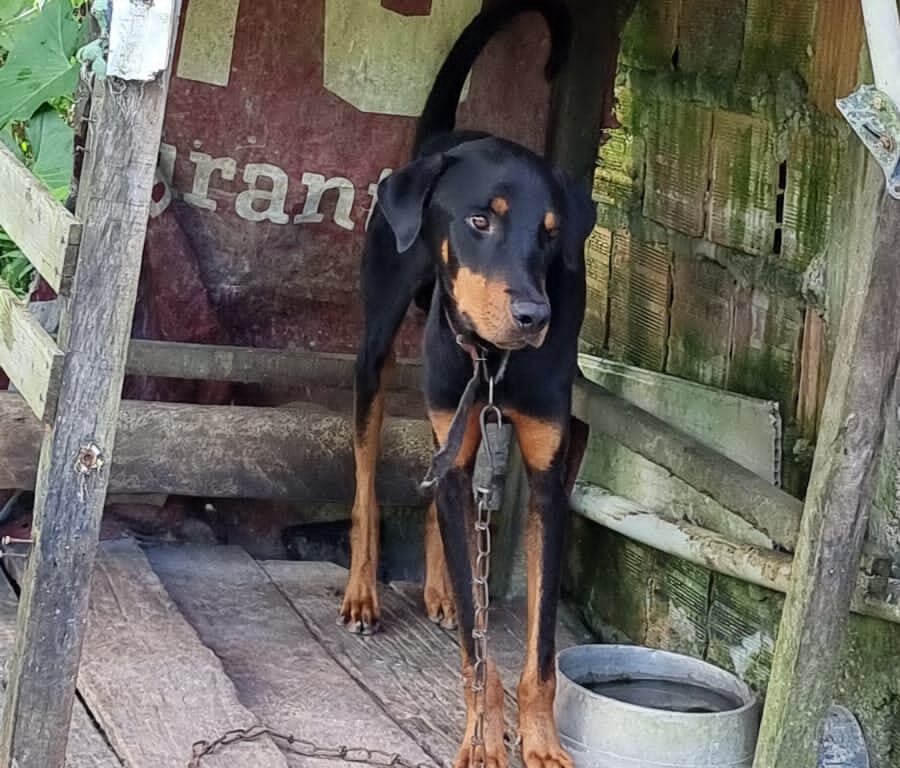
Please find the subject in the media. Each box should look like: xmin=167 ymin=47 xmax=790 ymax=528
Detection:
xmin=466 ymin=215 xmax=492 ymax=233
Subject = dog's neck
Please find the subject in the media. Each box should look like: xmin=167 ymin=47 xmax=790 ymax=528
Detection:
xmin=439 ymin=294 xmax=501 ymax=364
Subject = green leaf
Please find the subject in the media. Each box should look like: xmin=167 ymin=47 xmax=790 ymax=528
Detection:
xmin=0 ymin=227 xmax=16 ymax=252
xmin=0 ymin=0 xmax=82 ymax=126
xmin=0 ymin=0 xmax=34 ymax=47
xmin=0 ymin=248 xmax=34 ymax=297
xmin=0 ymin=122 xmax=24 ymax=161
xmin=27 ymin=107 xmax=73 ymax=199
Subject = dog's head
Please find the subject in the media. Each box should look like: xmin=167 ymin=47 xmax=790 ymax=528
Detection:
xmin=377 ymin=137 xmax=594 ymax=350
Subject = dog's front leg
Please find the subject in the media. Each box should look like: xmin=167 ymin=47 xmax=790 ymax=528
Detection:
xmin=508 ymin=412 xmax=574 ymax=768
xmin=431 ymin=408 xmax=508 ymax=768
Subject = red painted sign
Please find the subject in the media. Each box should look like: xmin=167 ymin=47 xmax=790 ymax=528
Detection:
xmin=130 ymin=0 xmax=555 ymax=406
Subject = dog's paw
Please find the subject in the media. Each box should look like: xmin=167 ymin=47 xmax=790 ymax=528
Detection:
xmin=424 ymin=574 xmax=456 ymax=630
xmin=518 ymin=729 xmax=573 ymax=768
xmin=339 ymin=574 xmax=380 ymax=635
xmin=452 ymin=740 xmax=509 ymax=768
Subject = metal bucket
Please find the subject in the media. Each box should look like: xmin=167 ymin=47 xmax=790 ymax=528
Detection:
xmin=555 ymin=645 xmax=761 ymax=768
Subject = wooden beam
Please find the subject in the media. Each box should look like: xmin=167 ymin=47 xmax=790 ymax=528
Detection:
xmin=0 ymin=393 xmax=432 ymax=505
xmin=125 ymin=338 xmax=423 ymax=391
xmin=754 ymin=196 xmax=900 ymax=766
xmin=570 ymin=482 xmax=900 ymax=626
xmin=0 ymin=142 xmax=81 ymax=295
xmin=572 ymin=376 xmax=804 ymax=550
xmin=0 ymin=9 xmax=179 ymax=766
xmin=0 ymin=279 xmax=64 ymax=422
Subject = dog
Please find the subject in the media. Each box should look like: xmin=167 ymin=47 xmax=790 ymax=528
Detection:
xmin=339 ymin=3 xmax=594 ymax=767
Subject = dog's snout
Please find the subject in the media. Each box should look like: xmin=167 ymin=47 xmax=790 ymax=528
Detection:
xmin=510 ymin=299 xmax=550 ymax=332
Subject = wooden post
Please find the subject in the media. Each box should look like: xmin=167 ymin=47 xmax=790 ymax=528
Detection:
xmin=0 ymin=6 xmax=177 ymax=766
xmin=753 ymin=193 xmax=900 ymax=766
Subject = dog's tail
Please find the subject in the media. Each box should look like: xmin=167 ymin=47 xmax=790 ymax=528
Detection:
xmin=413 ymin=0 xmax=572 ymax=153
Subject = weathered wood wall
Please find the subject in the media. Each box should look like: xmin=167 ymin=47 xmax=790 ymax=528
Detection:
xmin=572 ymin=0 xmax=900 ymax=763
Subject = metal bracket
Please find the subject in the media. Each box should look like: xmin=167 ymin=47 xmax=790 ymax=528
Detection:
xmin=0 ymin=536 xmax=33 ymax=560
xmin=837 ymin=85 xmax=900 ymax=199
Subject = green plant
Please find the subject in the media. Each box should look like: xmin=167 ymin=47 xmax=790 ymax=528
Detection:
xmin=0 ymin=0 xmax=84 ymax=296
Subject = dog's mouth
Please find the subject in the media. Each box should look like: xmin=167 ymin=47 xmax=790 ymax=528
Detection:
xmin=491 ymin=327 xmax=548 ymax=350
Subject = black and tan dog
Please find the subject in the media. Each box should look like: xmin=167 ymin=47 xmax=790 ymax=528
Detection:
xmin=340 ymin=3 xmax=594 ymax=767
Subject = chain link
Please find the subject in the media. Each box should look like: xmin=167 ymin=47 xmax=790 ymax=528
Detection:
xmin=189 ymin=725 xmax=435 ymax=768
xmin=470 ymin=358 xmax=504 ymax=768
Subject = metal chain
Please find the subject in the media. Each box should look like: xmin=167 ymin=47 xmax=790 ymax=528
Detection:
xmin=470 ymin=360 xmax=503 ymax=768
xmin=188 ymin=725 xmax=434 ymax=768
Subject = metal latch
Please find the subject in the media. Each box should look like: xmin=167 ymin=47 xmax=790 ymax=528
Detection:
xmin=837 ymin=84 xmax=900 ymax=199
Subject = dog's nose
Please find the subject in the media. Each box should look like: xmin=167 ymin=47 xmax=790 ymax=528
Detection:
xmin=510 ymin=299 xmax=550 ymax=332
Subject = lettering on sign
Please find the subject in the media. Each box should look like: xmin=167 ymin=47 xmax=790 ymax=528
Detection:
xmin=153 ymin=142 xmax=392 ymax=233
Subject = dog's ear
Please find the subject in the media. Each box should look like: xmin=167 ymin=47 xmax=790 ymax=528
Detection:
xmin=377 ymin=153 xmax=450 ymax=253
xmin=554 ymin=168 xmax=596 ymax=271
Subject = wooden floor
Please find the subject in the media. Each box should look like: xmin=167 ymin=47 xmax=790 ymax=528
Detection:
xmin=0 ymin=539 xmax=592 ymax=768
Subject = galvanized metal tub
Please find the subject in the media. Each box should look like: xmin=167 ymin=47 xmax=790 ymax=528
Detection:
xmin=555 ymin=644 xmax=761 ymax=768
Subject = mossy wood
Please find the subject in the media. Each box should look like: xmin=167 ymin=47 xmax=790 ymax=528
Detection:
xmin=0 ymin=16 xmax=178 ymax=765
xmin=0 ymin=142 xmax=81 ymax=295
xmin=754 ymin=192 xmax=900 ymax=768
xmin=0 ymin=279 xmax=64 ymax=422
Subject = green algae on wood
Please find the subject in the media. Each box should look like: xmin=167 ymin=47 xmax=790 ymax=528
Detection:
xmin=737 ymin=0 xmax=816 ymax=96
xmin=676 ymin=0 xmax=744 ymax=79
xmin=782 ymin=115 xmax=846 ymax=272
xmin=708 ymin=110 xmax=778 ymax=257
xmin=642 ymin=96 xmax=712 ymax=236
xmin=565 ymin=523 xmax=900 ymax=766
xmin=666 ymin=252 xmax=736 ymax=388
xmin=619 ymin=0 xmax=679 ymax=71
xmin=581 ymin=226 xmax=613 ymax=354
xmin=607 ymin=232 xmax=672 ymax=371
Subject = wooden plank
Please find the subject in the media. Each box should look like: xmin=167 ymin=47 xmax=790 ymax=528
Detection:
xmin=546 ymin=0 xmax=619 ymax=183
xmin=125 ymin=339 xmax=423 ymax=391
xmin=796 ymin=308 xmax=829 ymax=440
xmin=0 ymin=278 xmax=64 ymax=422
xmin=808 ymin=0 xmax=865 ymax=116
xmin=578 ymin=354 xmax=781 ymax=485
xmin=77 ymin=540 xmax=287 ymax=768
xmin=571 ymin=483 xmax=793 ymax=592
xmin=0 ymin=15 xmax=180 ymax=767
xmin=388 ymin=580 xmax=594 ymax=692
xmin=0 ymin=394 xmax=432 ymax=505
xmin=572 ymin=376 xmax=803 ymax=550
xmin=578 ymin=427 xmax=777 ymax=549
xmin=0 ymin=575 xmax=120 ymax=768
xmin=263 ymin=561 xmax=591 ymax=766
xmin=0 ymin=141 xmax=81 ymax=294
xmin=262 ymin=559 xmax=482 ymax=765
xmin=570 ymin=483 xmax=900 ymax=626
xmin=754 ymin=197 xmax=900 ymax=768
xmin=145 ymin=545 xmax=436 ymax=768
